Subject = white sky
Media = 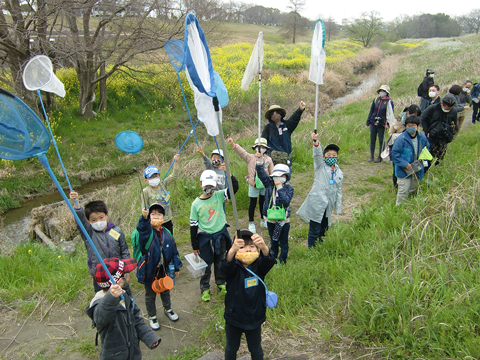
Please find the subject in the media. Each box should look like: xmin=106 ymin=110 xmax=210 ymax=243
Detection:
xmin=252 ymin=0 xmax=466 ymax=23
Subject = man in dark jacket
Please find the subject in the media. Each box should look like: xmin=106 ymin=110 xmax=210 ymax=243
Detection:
xmin=420 ymin=94 xmax=457 ymax=165
xmin=261 ymin=101 xmax=306 ymax=165
xmin=418 ymin=68 xmax=435 ymax=111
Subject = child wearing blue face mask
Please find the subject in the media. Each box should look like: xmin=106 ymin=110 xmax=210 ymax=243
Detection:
xmin=190 ymin=170 xmax=233 ymax=302
xmin=69 ymin=191 xmax=131 ymax=293
xmin=255 ymin=154 xmax=294 ymax=263
xmin=297 ymin=132 xmax=343 ymax=247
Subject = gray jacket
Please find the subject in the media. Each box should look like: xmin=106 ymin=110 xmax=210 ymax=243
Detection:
xmin=297 ymin=142 xmax=343 ymax=227
xmin=75 ymin=208 xmax=130 ymax=276
xmin=85 ymin=290 xmax=160 ymax=360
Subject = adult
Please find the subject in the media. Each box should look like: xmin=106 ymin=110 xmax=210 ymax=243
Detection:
xmin=366 ymin=85 xmax=393 ymax=163
xmin=471 ymin=82 xmax=480 ymax=124
xmin=388 ymin=104 xmax=421 ymax=188
xmin=262 ymin=101 xmax=306 ymax=165
xmin=391 ymin=116 xmax=430 ymax=206
xmin=420 ymin=94 xmax=457 ymax=165
xmin=418 ymin=68 xmax=435 ymax=111
xmin=452 ymin=81 xmax=472 ymax=136
xmin=427 ymin=85 xmax=441 ymax=107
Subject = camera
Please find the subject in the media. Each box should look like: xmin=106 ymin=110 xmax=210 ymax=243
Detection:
xmin=373 ymin=117 xmax=382 ymax=126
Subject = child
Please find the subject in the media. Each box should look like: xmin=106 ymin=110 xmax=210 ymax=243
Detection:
xmin=85 ymin=258 xmax=161 ymax=359
xmin=227 ymin=137 xmax=274 ymax=234
xmin=142 ymin=153 xmax=180 ymax=235
xmin=190 ymin=170 xmax=232 ymax=302
xmin=136 ymin=203 xmax=182 ymax=330
xmin=255 ymin=155 xmax=294 ymax=263
xmin=196 ymin=146 xmax=239 ymax=195
xmin=219 ymin=230 xmax=276 ymax=360
xmin=297 ymin=132 xmax=343 ymax=247
xmin=70 ymin=191 xmax=131 ymax=292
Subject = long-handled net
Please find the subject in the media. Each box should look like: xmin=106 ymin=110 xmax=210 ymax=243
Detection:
xmin=0 ymin=87 xmax=123 ymax=297
xmin=308 ymin=19 xmax=326 ymax=134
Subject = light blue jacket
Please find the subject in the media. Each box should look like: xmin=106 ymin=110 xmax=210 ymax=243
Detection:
xmin=391 ymin=131 xmax=430 ymax=180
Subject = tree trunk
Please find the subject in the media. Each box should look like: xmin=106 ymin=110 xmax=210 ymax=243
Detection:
xmin=98 ymin=61 xmax=107 ymax=113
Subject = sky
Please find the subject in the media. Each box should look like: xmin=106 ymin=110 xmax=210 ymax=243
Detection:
xmin=252 ymin=0 xmax=466 ymax=24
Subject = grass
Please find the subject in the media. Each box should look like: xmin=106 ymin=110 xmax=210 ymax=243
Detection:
xmin=1 ymin=36 xmax=480 ymax=359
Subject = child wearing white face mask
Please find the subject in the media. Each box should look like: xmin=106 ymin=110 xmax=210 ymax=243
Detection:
xmin=227 ymin=137 xmax=274 ymax=234
xmin=69 ymin=191 xmax=131 ymax=293
xmin=142 ymin=154 xmax=180 ymax=235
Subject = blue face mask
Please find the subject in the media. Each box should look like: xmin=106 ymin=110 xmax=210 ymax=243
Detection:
xmin=325 ymin=157 xmax=338 ymax=166
xmin=406 ymin=127 xmax=417 ymax=135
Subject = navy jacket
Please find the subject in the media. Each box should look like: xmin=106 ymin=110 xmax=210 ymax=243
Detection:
xmin=220 ymin=251 xmax=276 ymax=330
xmin=391 ymin=131 xmax=430 ymax=180
xmin=261 ymin=107 xmax=304 ymax=154
xmin=366 ymin=96 xmax=394 ymax=127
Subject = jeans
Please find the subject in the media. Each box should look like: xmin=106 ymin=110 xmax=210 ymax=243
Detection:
xmin=267 ymin=222 xmax=290 ymax=263
xmin=308 ymin=215 xmax=329 ymax=248
xmin=145 ymin=285 xmax=171 ymax=317
xmin=472 ymin=102 xmax=480 ymax=123
xmin=224 ymin=323 xmax=263 ymax=360
xmin=369 ymin=125 xmax=385 ymax=158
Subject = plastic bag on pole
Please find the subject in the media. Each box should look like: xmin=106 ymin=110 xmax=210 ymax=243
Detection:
xmin=308 ymin=20 xmax=326 ymax=85
xmin=241 ymin=32 xmax=264 ymax=91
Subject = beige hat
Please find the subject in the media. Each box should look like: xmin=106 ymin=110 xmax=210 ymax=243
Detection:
xmin=377 ymin=85 xmax=390 ymax=94
xmin=252 ymin=137 xmax=270 ymax=150
xmin=265 ymin=105 xmax=286 ymax=120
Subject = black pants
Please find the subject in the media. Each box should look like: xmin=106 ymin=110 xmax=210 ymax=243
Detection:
xmin=225 ymin=323 xmax=263 ymax=360
xmin=308 ymin=214 xmax=329 ymax=248
xmin=472 ymin=102 xmax=480 ymax=123
xmin=248 ymin=196 xmax=265 ymax=222
xmin=370 ymin=125 xmax=385 ymax=158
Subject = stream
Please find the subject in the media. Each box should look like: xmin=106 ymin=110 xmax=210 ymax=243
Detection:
xmin=0 ymin=72 xmax=380 ymax=245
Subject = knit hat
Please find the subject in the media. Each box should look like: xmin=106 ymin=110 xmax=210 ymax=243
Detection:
xmin=94 ymin=258 xmax=137 ymax=288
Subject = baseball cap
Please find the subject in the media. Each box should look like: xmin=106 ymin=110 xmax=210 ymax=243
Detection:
xmin=211 ymin=149 xmax=224 ymax=158
xmin=200 ymin=170 xmax=217 ymax=187
xmin=144 ymin=166 xmax=160 ymax=179
xmin=149 ymin=203 xmax=165 ymax=216
xmin=94 ymin=258 xmax=137 ymax=288
xmin=442 ymin=93 xmax=457 ymax=107
xmin=323 ymin=144 xmax=340 ymax=154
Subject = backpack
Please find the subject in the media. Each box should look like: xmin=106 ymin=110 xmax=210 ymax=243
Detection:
xmin=270 ymin=150 xmax=291 ymax=166
xmin=471 ymin=83 xmax=480 ymax=98
xmin=131 ymin=229 xmax=154 ymax=262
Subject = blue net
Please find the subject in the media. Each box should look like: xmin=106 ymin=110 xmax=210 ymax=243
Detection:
xmin=165 ymin=39 xmax=185 ymax=73
xmin=214 ymin=71 xmax=229 ymax=108
xmin=115 ymin=131 xmax=143 ymax=154
xmin=0 ymin=88 xmax=50 ymax=161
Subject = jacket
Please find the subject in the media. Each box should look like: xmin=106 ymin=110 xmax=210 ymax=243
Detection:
xmin=256 ymin=163 xmax=294 ymax=223
xmin=366 ymin=96 xmax=394 ymax=127
xmin=75 ymin=207 xmax=130 ymax=276
xmin=391 ymin=131 xmax=430 ymax=180
xmin=203 ymin=155 xmax=239 ymax=193
xmin=136 ymin=216 xmax=182 ymax=286
xmin=142 ymin=168 xmax=179 ymax=222
xmin=219 ymin=251 xmax=276 ymax=330
xmin=418 ymin=76 xmax=434 ymax=99
xmin=85 ymin=290 xmax=160 ymax=360
xmin=261 ymin=107 xmax=304 ymax=155
xmin=231 ymin=143 xmax=274 ymax=187
xmin=296 ymin=142 xmax=343 ymax=227
xmin=420 ymin=103 xmax=457 ymax=143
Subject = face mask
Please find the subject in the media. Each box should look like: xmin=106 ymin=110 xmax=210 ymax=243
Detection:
xmin=203 ymin=187 xmax=215 ymax=195
xmin=406 ymin=127 xmax=417 ymax=134
xmin=379 ymin=91 xmax=387 ymax=98
xmin=212 ymin=159 xmax=221 ymax=167
xmin=235 ymin=251 xmax=259 ymax=266
xmin=463 ymin=87 xmax=469 ymax=92
xmin=150 ymin=218 xmax=163 ymax=227
xmin=324 ymin=157 xmax=338 ymax=166
xmin=429 ymin=91 xmax=437 ymax=98
xmin=273 ymin=176 xmax=286 ymax=184
xmin=429 ymin=74 xmax=434 ymax=78
xmin=148 ymin=178 xmax=160 ymax=187
xmin=91 ymin=221 xmax=107 ymax=231
xmin=260 ymin=148 xmax=267 ymax=154
xmin=442 ymin=106 xmax=450 ymax=113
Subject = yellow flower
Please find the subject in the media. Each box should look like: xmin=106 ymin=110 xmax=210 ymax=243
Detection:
xmin=28 ymin=249 xmax=32 ymax=254
xmin=58 ymin=255 xmax=61 ymax=259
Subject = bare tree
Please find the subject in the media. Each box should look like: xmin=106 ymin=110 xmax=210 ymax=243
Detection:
xmin=280 ymin=0 xmax=307 ymax=44
xmin=457 ymin=9 xmax=480 ymax=34
xmin=323 ymin=17 xmax=339 ymax=41
xmin=346 ymin=11 xmax=383 ymax=47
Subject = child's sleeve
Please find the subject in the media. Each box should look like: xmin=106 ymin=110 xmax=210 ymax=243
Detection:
xmin=163 ymin=167 xmax=179 ymax=187
xmin=277 ymin=185 xmax=294 ymax=208
xmin=313 ymin=141 xmax=324 ymax=170
xmin=133 ymin=301 xmax=161 ymax=349
xmin=74 ymin=207 xmax=93 ymax=239
xmin=169 ymin=234 xmax=183 ymax=271
xmin=93 ymin=291 xmax=120 ymax=328
xmin=190 ymin=202 xmax=200 ymax=250
xmin=232 ymin=143 xmax=251 ymax=163
xmin=136 ymin=216 xmax=153 ymax=249
xmin=203 ymin=155 xmax=214 ymax=170
xmin=230 ymin=174 xmax=239 ymax=195
xmin=335 ymin=184 xmax=343 ymax=215
xmin=219 ymin=254 xmax=237 ymax=279
xmin=256 ymin=163 xmax=273 ymax=188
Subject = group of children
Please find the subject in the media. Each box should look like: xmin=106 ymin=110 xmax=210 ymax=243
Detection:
xmin=69 ymin=121 xmax=344 ymax=359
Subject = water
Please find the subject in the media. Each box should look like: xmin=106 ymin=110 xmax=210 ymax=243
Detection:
xmin=333 ymin=72 xmax=379 ymax=107
xmin=0 ymin=173 xmax=134 ymax=243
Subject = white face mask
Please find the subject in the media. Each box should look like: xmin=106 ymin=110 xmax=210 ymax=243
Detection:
xmin=260 ymin=148 xmax=267 ymax=154
xmin=429 ymin=91 xmax=437 ymax=98
xmin=273 ymin=176 xmax=286 ymax=184
xmin=463 ymin=87 xmax=469 ymax=92
xmin=379 ymin=91 xmax=387 ymax=98
xmin=442 ymin=106 xmax=451 ymax=113
xmin=148 ymin=178 xmax=161 ymax=187
xmin=91 ymin=221 xmax=107 ymax=231
xmin=429 ymin=74 xmax=435 ymax=78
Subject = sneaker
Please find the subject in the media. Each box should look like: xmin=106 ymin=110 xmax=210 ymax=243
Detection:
xmin=164 ymin=309 xmax=179 ymax=322
xmin=148 ymin=316 xmax=160 ymax=330
xmin=248 ymin=222 xmax=256 ymax=233
xmin=368 ymin=157 xmax=374 ymax=162
xmin=260 ymin=219 xmax=267 ymax=228
xmin=218 ymin=284 xmax=227 ymax=295
xmin=374 ymin=157 xmax=382 ymax=163
xmin=201 ymin=289 xmax=210 ymax=302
